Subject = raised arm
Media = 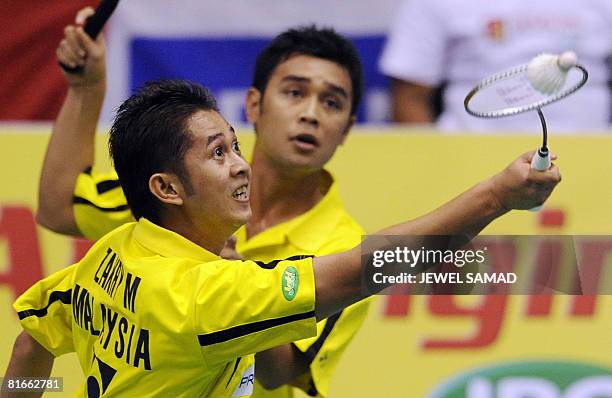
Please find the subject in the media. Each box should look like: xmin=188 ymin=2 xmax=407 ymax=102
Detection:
xmin=37 ymin=7 xmax=106 ymax=236
xmin=312 ymin=151 xmax=562 ymax=320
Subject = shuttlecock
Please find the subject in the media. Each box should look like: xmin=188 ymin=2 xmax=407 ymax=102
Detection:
xmin=527 ymin=51 xmax=577 ymax=95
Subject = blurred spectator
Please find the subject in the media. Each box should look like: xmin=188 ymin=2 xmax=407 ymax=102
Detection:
xmin=379 ymin=0 xmax=612 ymax=132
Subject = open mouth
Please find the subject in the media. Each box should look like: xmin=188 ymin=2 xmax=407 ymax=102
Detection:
xmin=292 ymin=134 xmax=319 ymax=147
xmin=232 ymin=184 xmax=249 ymax=200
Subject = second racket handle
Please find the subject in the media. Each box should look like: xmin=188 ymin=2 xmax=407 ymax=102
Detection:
xmin=529 ymin=147 xmax=551 ymax=212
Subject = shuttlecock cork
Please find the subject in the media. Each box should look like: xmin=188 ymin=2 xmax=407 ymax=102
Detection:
xmin=527 ymin=51 xmax=578 ymax=95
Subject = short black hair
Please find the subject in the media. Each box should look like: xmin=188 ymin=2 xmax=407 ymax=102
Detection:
xmin=252 ymin=25 xmax=364 ymax=115
xmin=109 ymin=79 xmax=218 ymax=224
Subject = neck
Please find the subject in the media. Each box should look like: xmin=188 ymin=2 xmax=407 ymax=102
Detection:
xmin=248 ymin=146 xmax=331 ymax=238
xmin=160 ymin=212 xmax=232 ymax=256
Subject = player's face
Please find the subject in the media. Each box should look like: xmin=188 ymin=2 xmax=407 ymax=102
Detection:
xmin=181 ymin=110 xmax=251 ymax=231
xmin=247 ymin=54 xmax=355 ymax=171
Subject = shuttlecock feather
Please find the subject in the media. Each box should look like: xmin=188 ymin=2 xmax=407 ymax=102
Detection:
xmin=527 ymin=51 xmax=577 ymax=95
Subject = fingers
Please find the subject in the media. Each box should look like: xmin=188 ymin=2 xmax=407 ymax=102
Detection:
xmin=527 ymin=166 xmax=561 ymax=209
xmin=547 ymin=163 xmax=561 ymax=182
xmin=75 ymin=6 xmax=106 ymax=48
xmin=56 ymin=26 xmax=105 ymax=72
xmin=519 ymin=150 xmax=558 ymax=164
xmin=57 ymin=27 xmax=86 ymax=68
xmin=74 ymin=26 xmax=104 ymax=58
xmin=75 ymin=6 xmax=95 ymax=25
xmin=56 ymin=46 xmax=80 ymax=69
xmin=57 ymin=8 xmax=108 ymax=84
xmin=62 ymin=6 xmax=94 ymax=63
xmin=528 ymin=162 xmax=561 ymax=184
xmin=496 ymin=150 xmax=562 ymax=210
xmin=58 ymin=6 xmax=105 ymax=64
xmin=65 ymin=25 xmax=86 ymax=56
xmin=521 ymin=150 xmax=535 ymax=163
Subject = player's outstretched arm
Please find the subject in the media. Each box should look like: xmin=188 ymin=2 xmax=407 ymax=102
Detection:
xmin=0 ymin=332 xmax=53 ymax=398
xmin=37 ymin=7 xmax=106 ymax=236
xmin=312 ymin=151 xmax=561 ymax=320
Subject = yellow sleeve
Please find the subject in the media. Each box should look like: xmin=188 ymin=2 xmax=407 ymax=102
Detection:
xmin=193 ymin=256 xmax=317 ymax=365
xmin=13 ymin=265 xmax=77 ymax=357
xmin=73 ymin=167 xmax=135 ymax=240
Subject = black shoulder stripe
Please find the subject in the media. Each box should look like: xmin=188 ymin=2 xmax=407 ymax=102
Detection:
xmin=198 ymin=311 xmax=315 ymax=346
xmin=73 ymin=196 xmax=130 ymax=212
xmin=17 ymin=289 xmax=72 ymax=320
xmin=254 ymin=254 xmax=314 ymax=270
xmin=96 ymin=179 xmax=122 ymax=194
xmin=302 ymin=311 xmax=343 ymax=364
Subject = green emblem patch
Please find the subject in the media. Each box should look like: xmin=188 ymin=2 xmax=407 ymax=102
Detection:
xmin=282 ymin=266 xmax=299 ymax=301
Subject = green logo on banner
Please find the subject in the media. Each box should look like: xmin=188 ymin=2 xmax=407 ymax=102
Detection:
xmin=428 ymin=360 xmax=612 ymax=398
xmin=282 ymin=266 xmax=299 ymax=301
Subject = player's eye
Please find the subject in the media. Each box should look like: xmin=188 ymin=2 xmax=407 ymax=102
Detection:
xmin=232 ymin=141 xmax=241 ymax=153
xmin=285 ymin=88 xmax=303 ymax=98
xmin=213 ymin=147 xmax=224 ymax=158
xmin=325 ymin=98 xmax=340 ymax=109
xmin=323 ymin=94 xmax=345 ymax=111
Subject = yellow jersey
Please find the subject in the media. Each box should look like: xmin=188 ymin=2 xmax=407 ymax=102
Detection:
xmin=72 ymin=168 xmax=370 ymax=397
xmin=73 ymin=167 xmax=133 ymax=240
xmin=15 ymin=218 xmax=317 ymax=397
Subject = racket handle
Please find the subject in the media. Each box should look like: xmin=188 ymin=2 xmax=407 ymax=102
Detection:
xmin=59 ymin=0 xmax=120 ymax=74
xmin=529 ymin=147 xmax=551 ymax=212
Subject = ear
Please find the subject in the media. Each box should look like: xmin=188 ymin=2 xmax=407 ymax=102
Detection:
xmin=339 ymin=115 xmax=356 ymax=145
xmin=149 ymin=173 xmax=184 ymax=206
xmin=245 ymin=87 xmax=262 ymax=125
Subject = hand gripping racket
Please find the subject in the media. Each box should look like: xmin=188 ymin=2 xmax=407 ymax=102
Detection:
xmin=60 ymin=0 xmax=120 ymax=74
xmin=464 ymin=51 xmax=588 ymax=211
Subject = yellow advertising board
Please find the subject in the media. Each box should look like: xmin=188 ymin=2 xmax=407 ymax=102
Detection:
xmin=1 ymin=126 xmax=611 ymax=397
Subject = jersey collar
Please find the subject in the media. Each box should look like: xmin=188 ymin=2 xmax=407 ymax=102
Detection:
xmin=133 ymin=218 xmax=220 ymax=262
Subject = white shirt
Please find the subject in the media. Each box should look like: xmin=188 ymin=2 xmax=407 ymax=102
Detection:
xmin=379 ymin=0 xmax=612 ymax=132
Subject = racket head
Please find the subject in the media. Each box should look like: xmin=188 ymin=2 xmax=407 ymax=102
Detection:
xmin=464 ymin=64 xmax=588 ymax=119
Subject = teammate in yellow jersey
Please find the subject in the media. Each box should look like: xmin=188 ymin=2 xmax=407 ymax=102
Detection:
xmin=34 ymin=9 xmax=370 ymax=397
